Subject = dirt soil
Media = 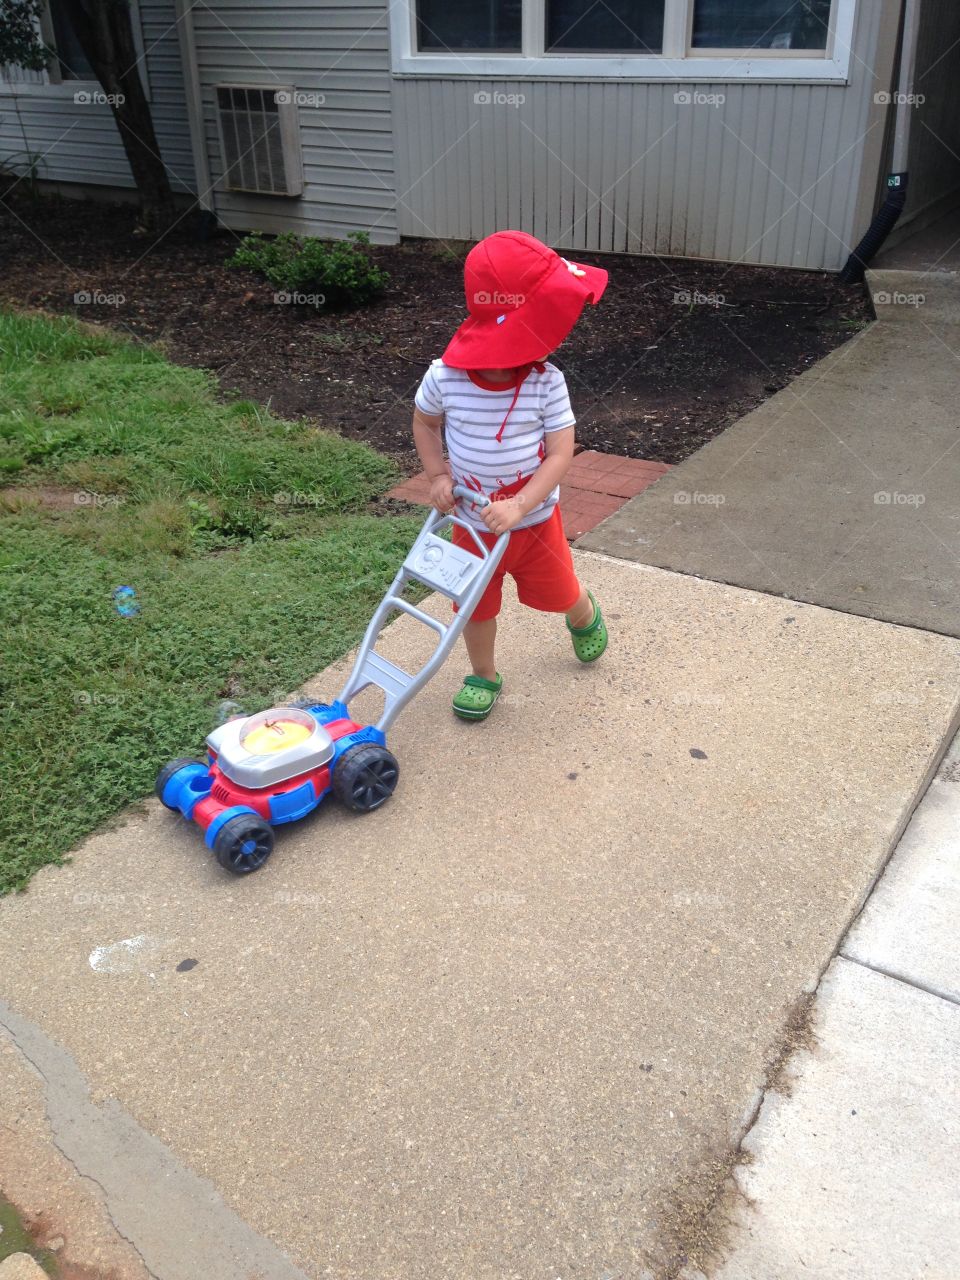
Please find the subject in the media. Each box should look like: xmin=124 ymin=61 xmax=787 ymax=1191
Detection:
xmin=0 ymin=194 xmax=872 ymax=469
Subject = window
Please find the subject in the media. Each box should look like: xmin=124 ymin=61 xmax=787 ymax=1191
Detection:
xmin=546 ymin=1 xmax=664 ymax=53
xmin=392 ymin=0 xmax=855 ymax=81
xmin=47 ymin=0 xmax=96 ymax=80
xmin=691 ymin=0 xmax=832 ymax=52
xmin=417 ymin=0 xmax=522 ymax=52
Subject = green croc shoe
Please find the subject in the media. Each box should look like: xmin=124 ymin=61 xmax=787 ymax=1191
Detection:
xmin=567 ymin=592 xmax=608 ymax=663
xmin=452 ymin=673 xmax=503 ymax=721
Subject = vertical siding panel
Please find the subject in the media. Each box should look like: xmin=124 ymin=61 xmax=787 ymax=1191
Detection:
xmin=466 ymin=83 xmax=483 ymax=240
xmin=432 ymin=81 xmax=449 ymax=241
xmin=754 ymin=83 xmax=784 ymax=265
xmin=529 ymin=83 xmax=547 ymax=244
xmin=556 ymin=87 xmax=575 ymax=248
xmin=460 ymin=81 xmax=476 ymax=239
xmin=594 ymin=82 xmax=612 ymax=252
xmin=775 ymin=86 xmax=803 ymax=267
xmin=610 ymin=76 xmax=631 ymax=254
xmin=650 ymin=85 xmax=669 ymax=258
xmin=549 ymin=81 xmax=565 ymax=246
xmin=398 ymin=80 xmax=419 ymax=235
xmin=725 ymin=83 xmax=756 ymax=263
xmin=712 ymin=82 xmax=740 ymax=262
xmin=812 ymin=88 xmax=844 ymax=271
xmin=654 ymin=92 xmax=677 ymax=256
xmin=506 ymin=85 xmax=522 ymax=231
xmin=493 ymin=84 xmax=508 ymax=232
xmin=761 ymin=82 xmax=794 ymax=265
xmin=795 ymin=85 xmax=830 ymax=272
xmin=695 ymin=88 xmax=720 ymax=263
xmin=739 ymin=87 xmax=768 ymax=263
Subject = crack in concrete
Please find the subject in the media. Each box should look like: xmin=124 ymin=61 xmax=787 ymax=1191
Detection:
xmin=0 ymin=1000 xmax=312 ymax=1280
xmin=2 ymin=1018 xmax=159 ymax=1280
xmin=838 ymin=950 xmax=960 ymax=1007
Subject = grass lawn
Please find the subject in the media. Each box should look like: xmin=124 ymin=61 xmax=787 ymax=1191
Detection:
xmin=0 ymin=309 xmax=421 ymax=893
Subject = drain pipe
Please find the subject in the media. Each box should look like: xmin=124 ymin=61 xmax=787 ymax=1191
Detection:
xmin=839 ymin=0 xmax=922 ymax=282
xmin=174 ymin=0 xmax=217 ymax=238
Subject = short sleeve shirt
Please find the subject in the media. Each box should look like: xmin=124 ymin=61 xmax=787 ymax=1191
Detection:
xmin=414 ymin=359 xmax=575 ymax=530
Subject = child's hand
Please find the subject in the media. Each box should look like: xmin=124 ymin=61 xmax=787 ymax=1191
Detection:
xmin=482 ymin=497 xmax=525 ymax=535
xmin=429 ymin=472 xmax=454 ymax=512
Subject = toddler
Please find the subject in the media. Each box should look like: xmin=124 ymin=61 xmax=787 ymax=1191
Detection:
xmin=412 ymin=230 xmax=609 ymax=720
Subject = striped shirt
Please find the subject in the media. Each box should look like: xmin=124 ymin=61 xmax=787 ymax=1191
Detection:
xmin=414 ymin=359 xmax=576 ymax=531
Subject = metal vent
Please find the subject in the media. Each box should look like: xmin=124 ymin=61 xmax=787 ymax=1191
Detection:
xmin=215 ymin=85 xmax=303 ymax=196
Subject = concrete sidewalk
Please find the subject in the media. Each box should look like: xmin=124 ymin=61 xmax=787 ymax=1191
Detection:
xmin=580 ymin=271 xmax=960 ymax=636
xmin=2 ymin=554 xmax=960 ymax=1279
xmin=681 ymin=732 xmax=960 ymax=1280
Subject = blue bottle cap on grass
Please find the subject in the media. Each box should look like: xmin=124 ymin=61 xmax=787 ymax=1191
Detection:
xmin=112 ymin=585 xmax=140 ymax=618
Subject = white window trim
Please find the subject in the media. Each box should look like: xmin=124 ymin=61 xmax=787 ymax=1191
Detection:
xmin=390 ymin=0 xmax=855 ymax=83
xmin=1 ymin=0 xmax=150 ymax=98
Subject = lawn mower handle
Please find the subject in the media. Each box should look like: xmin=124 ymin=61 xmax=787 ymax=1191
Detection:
xmin=451 ymin=483 xmax=490 ymax=509
xmin=336 ymin=483 xmax=509 ymax=734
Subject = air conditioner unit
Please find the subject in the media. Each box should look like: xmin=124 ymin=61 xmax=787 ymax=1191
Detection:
xmin=214 ymin=84 xmax=303 ymax=197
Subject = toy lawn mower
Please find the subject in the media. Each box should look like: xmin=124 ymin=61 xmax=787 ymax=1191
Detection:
xmin=156 ymin=486 xmax=506 ymax=874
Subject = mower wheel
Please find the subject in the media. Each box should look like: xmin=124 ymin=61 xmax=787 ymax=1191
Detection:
xmin=213 ymin=814 xmax=275 ymax=875
xmin=155 ymin=758 xmax=205 ymax=809
xmin=333 ymin=744 xmax=400 ymax=813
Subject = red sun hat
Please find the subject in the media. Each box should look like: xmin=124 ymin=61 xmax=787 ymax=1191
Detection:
xmin=442 ymin=230 xmax=608 ymax=369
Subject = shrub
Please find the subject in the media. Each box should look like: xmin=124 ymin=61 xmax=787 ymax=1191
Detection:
xmin=228 ymin=230 xmax=389 ymax=309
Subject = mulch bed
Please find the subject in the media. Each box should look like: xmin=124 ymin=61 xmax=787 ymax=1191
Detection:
xmin=0 ymin=193 xmax=872 ymax=469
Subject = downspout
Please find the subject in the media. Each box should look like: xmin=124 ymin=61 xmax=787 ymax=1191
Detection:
xmin=173 ymin=0 xmax=216 ymax=234
xmin=839 ymin=0 xmax=922 ymax=282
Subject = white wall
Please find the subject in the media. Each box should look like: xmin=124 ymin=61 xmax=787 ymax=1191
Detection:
xmin=186 ymin=0 xmax=398 ymax=242
xmin=390 ymin=0 xmax=899 ymax=270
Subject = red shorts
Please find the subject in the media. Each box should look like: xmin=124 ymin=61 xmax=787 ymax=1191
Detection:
xmin=452 ymin=504 xmax=580 ymax=623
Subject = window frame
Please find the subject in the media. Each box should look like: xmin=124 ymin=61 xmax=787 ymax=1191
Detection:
xmin=1 ymin=0 xmax=150 ymax=98
xmin=390 ymin=0 xmax=855 ymax=83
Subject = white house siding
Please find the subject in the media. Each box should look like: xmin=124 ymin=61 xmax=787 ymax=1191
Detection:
xmin=391 ymin=0 xmax=898 ymax=271
xmin=0 ymin=2 xmax=196 ymax=194
xmin=186 ymin=0 xmax=398 ymax=242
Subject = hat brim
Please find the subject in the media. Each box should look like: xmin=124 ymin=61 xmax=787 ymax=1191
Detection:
xmin=442 ymin=258 xmax=608 ymax=369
